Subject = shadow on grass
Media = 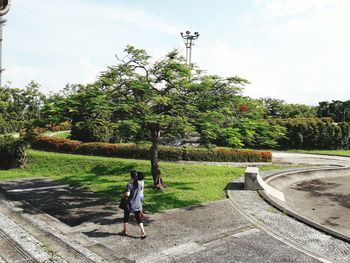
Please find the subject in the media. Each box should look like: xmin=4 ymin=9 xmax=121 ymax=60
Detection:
xmin=165 ymin=181 xmax=195 ymax=191
xmin=57 ymin=161 xmax=139 ymax=197
xmin=90 ymin=163 xmax=137 ymax=176
xmin=58 ymin=173 xmax=125 ymax=197
xmin=144 ymin=182 xmax=201 ymax=213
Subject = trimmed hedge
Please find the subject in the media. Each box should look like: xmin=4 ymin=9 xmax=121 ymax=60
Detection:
xmin=267 ymin=118 xmax=350 ymax=150
xmin=32 ymin=136 xmax=272 ymax=162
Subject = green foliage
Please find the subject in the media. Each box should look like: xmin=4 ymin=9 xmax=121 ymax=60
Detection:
xmin=268 ymin=118 xmax=350 ymax=149
xmin=96 ymin=46 xmax=252 ymax=148
xmin=0 ymin=117 xmax=22 ymax=134
xmin=244 ymin=120 xmax=286 ymax=149
xmin=0 ymin=82 xmax=46 ymax=133
xmin=211 ymin=98 xmax=285 ymax=149
xmin=317 ymin=100 xmax=350 ymax=122
xmin=110 ymin=120 xmax=145 ymax=143
xmin=261 ymin=97 xmax=317 ymax=118
xmin=0 ymin=136 xmax=28 ymax=169
xmin=71 ymin=120 xmax=112 ymax=143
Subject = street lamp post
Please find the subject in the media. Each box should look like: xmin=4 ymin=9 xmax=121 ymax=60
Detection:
xmin=0 ymin=0 xmax=11 ymax=87
xmin=180 ymin=31 xmax=199 ymax=68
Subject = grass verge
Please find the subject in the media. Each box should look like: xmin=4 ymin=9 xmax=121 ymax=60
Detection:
xmin=291 ymin=150 xmax=350 ymax=156
xmin=0 ymin=150 xmax=280 ymax=213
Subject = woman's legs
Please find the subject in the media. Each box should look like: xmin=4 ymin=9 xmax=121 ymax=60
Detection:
xmin=121 ymin=210 xmax=146 ymax=238
xmin=122 ymin=210 xmax=130 ymax=234
xmin=134 ymin=211 xmax=147 ymax=238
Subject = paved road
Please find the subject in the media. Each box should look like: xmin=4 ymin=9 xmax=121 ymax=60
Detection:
xmin=267 ymin=167 xmax=350 ymax=239
xmin=272 ymin=151 xmax=350 ymax=167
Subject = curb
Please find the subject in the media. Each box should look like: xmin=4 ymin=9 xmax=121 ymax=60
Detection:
xmin=226 ymin=185 xmax=335 ymax=263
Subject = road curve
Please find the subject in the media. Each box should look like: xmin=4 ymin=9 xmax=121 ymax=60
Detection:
xmin=272 ymin=151 xmax=350 ymax=167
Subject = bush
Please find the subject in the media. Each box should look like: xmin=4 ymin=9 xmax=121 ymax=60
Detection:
xmin=159 ymin=146 xmax=183 ymax=161
xmin=0 ymin=136 xmax=28 ymax=169
xmin=32 ymin=136 xmax=82 ymax=152
xmin=71 ymin=120 xmax=112 ymax=143
xmin=20 ymin=127 xmax=46 ymax=144
xmin=0 ymin=117 xmax=23 ymax=134
xmin=32 ymin=136 xmax=272 ymax=162
xmin=183 ymin=147 xmax=272 ymax=162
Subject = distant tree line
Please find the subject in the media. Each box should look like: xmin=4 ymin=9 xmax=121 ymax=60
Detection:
xmin=0 ymin=81 xmax=45 ymax=134
xmin=317 ymin=100 xmax=350 ymax=122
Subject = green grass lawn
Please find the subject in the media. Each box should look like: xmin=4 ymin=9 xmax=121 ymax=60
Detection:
xmin=53 ymin=131 xmax=71 ymax=139
xmin=0 ymin=150 xmax=281 ymax=213
xmin=291 ymin=150 xmax=350 ymax=156
xmin=42 ymin=131 xmax=71 ymax=139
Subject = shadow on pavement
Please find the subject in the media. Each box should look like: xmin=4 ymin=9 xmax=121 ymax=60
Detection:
xmin=0 ymin=178 xmax=120 ymax=227
xmin=226 ymin=182 xmax=245 ymax=191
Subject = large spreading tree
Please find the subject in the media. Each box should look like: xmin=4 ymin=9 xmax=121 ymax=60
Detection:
xmin=96 ymin=45 xmax=249 ymax=189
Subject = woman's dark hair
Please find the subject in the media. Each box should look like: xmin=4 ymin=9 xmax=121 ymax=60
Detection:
xmin=137 ymin=172 xmax=144 ymax=181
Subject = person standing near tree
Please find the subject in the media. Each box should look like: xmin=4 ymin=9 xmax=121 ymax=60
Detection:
xmin=120 ymin=170 xmax=147 ymax=239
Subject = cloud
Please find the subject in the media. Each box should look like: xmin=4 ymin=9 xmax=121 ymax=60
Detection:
xmin=197 ymin=0 xmax=350 ymax=105
xmin=4 ymin=58 xmax=102 ymax=93
xmin=254 ymin=0 xmax=331 ymax=17
xmin=12 ymin=0 xmax=181 ymax=36
xmin=4 ymin=0 xmax=184 ymax=93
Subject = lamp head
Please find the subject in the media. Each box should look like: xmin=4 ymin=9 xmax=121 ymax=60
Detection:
xmin=0 ymin=0 xmax=11 ymax=16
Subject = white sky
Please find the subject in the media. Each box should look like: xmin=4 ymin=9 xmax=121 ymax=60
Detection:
xmin=3 ymin=0 xmax=350 ymax=105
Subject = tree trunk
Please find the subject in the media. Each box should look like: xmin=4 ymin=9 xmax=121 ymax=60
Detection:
xmin=150 ymin=126 xmax=165 ymax=190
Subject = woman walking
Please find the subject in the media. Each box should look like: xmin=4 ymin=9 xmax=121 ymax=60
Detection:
xmin=120 ymin=170 xmax=147 ymax=239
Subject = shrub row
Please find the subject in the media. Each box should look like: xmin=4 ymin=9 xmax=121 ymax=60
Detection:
xmin=32 ymin=136 xmax=272 ymax=162
xmin=0 ymin=136 xmax=28 ymax=169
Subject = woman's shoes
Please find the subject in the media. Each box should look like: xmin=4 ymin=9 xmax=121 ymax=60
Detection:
xmin=118 ymin=231 xmax=128 ymax=236
xmin=141 ymin=235 xmax=147 ymax=239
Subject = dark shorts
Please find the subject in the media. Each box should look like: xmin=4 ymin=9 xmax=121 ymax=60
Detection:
xmin=123 ymin=210 xmax=142 ymax=224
